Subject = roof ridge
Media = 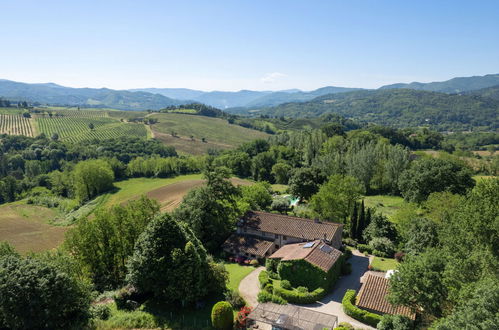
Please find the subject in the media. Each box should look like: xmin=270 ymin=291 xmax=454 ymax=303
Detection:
xmin=250 ymin=211 xmax=343 ymax=227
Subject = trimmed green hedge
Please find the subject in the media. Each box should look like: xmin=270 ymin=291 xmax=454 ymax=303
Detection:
xmin=273 ymin=286 xmax=326 ymax=304
xmin=257 ymin=290 xmax=287 ymax=305
xmin=258 ymin=270 xmax=270 ymax=289
xmin=342 ymin=290 xmax=382 ymax=327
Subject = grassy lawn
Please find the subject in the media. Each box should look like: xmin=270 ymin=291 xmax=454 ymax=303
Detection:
xmin=225 ymin=263 xmax=256 ymax=291
xmin=95 ymin=300 xmax=215 ymax=330
xmin=364 ymin=195 xmax=406 ymax=220
xmin=0 ymin=201 xmax=69 ymax=254
xmin=271 ymin=184 xmax=289 ymax=193
xmin=102 ymin=174 xmax=203 ymax=208
xmin=371 ymin=257 xmax=399 ymax=272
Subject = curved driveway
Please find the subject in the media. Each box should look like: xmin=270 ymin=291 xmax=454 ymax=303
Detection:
xmin=238 ymin=251 xmax=374 ymax=329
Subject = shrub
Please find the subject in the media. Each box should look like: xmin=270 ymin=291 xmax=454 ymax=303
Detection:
xmin=372 ymin=249 xmax=388 ymax=258
xmin=211 ymin=301 xmax=233 ymax=330
xmin=271 ymin=294 xmax=288 ymax=305
xmin=281 ymin=280 xmax=292 ymax=290
xmin=224 ymin=290 xmax=245 ymax=309
xmin=369 ymin=237 xmax=395 ymax=257
xmin=265 ymin=258 xmax=279 ymax=273
xmin=90 ymin=304 xmax=111 ymax=320
xmin=341 ymin=262 xmax=352 ymax=275
xmin=334 ymin=322 xmax=354 ymax=330
xmin=394 ymin=251 xmax=406 ymax=262
xmin=377 ymin=314 xmax=413 ymax=330
xmin=235 ymin=306 xmax=252 ymax=329
xmin=103 ymin=309 xmax=157 ymax=329
xmin=250 ymin=259 xmax=259 ymax=267
xmin=357 ymin=243 xmax=373 ymax=254
xmin=273 ymin=286 xmax=325 ymax=304
xmin=296 ymin=286 xmax=308 ymax=294
xmin=258 ymin=270 xmax=270 ymax=289
xmin=257 ymin=290 xmax=273 ymax=303
xmin=264 ymin=283 xmax=273 ymax=293
xmin=343 ymin=248 xmax=353 ymax=260
xmin=342 ymin=237 xmax=357 ymax=247
xmin=114 ymin=286 xmax=142 ymax=310
xmin=342 ymin=289 xmax=382 ymax=327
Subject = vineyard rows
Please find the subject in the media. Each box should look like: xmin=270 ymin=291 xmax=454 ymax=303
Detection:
xmin=0 ymin=114 xmax=35 ymax=137
xmin=37 ymin=110 xmax=109 ymax=118
xmin=36 ymin=116 xmax=147 ymax=142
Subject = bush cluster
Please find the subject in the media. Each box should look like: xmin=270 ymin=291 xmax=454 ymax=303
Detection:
xmin=273 ymin=286 xmax=326 ymax=304
xmin=257 ymin=291 xmax=287 ymax=305
xmin=224 ymin=290 xmax=245 ymax=309
xmin=341 ymin=290 xmax=382 ymax=327
xmin=258 ymin=270 xmax=270 ymax=289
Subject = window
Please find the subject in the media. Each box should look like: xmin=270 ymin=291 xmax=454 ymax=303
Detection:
xmin=275 ymin=234 xmax=278 ymax=239
xmin=283 ymin=236 xmax=287 ymax=240
xmin=243 ymin=227 xmax=247 ymax=233
xmin=275 ymin=244 xmax=279 ymax=249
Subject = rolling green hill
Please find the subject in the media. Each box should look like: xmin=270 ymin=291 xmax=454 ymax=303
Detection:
xmin=253 ymin=89 xmax=499 ymax=131
xmin=468 ymin=85 xmax=499 ymax=101
xmin=149 ymin=113 xmax=270 ymax=154
xmin=380 ymin=73 xmax=499 ymax=93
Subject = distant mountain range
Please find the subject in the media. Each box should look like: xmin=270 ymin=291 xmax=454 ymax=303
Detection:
xmin=379 ymin=73 xmax=499 ymax=93
xmin=0 ymin=80 xmax=184 ymax=110
xmin=131 ymin=86 xmax=361 ymax=109
xmin=248 ymin=88 xmax=499 ymax=131
xmin=1 ymin=73 xmax=499 ymax=112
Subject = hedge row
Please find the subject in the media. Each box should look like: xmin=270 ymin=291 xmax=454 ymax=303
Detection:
xmin=257 ymin=290 xmax=287 ymax=305
xmin=342 ymin=289 xmax=382 ymax=327
xmin=273 ymin=286 xmax=326 ymax=304
xmin=258 ymin=270 xmax=270 ymax=289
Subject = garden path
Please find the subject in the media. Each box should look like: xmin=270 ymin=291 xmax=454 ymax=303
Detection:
xmin=238 ymin=266 xmax=265 ymax=308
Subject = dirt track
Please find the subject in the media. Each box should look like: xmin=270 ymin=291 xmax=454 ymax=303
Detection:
xmin=146 ymin=178 xmax=252 ymax=212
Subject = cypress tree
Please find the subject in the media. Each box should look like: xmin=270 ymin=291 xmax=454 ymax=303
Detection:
xmin=349 ymin=202 xmax=358 ymax=239
xmin=357 ymin=200 xmax=366 ymax=241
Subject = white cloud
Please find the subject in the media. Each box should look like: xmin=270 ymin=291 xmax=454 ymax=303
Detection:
xmin=261 ymin=72 xmax=287 ymax=84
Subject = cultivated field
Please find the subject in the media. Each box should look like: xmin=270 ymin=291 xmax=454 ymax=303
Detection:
xmin=0 ymin=202 xmax=68 ymax=254
xmin=149 ymin=113 xmax=270 ymax=154
xmin=34 ymin=110 xmax=148 ymax=142
xmin=0 ymin=114 xmax=35 ymax=136
xmin=103 ymin=174 xmax=252 ymax=212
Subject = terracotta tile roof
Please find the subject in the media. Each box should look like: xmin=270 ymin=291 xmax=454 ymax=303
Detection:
xmin=222 ymin=234 xmax=273 ymax=257
xmin=269 ymin=240 xmax=342 ymax=272
xmin=241 ymin=211 xmax=343 ymax=242
xmin=356 ymin=274 xmax=416 ymax=320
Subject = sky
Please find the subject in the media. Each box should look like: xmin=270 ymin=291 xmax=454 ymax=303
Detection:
xmin=1 ymin=0 xmax=498 ymax=91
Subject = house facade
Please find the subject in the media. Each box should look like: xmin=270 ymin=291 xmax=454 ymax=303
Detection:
xmin=222 ymin=211 xmax=343 ymax=260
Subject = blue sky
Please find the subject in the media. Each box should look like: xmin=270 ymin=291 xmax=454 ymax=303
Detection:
xmin=1 ymin=0 xmax=498 ymax=91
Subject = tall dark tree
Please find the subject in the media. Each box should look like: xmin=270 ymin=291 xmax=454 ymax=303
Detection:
xmin=349 ymin=202 xmax=358 ymax=239
xmin=356 ymin=199 xmax=366 ymax=240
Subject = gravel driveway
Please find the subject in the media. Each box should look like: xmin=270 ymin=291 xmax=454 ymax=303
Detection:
xmin=301 ymin=250 xmax=375 ymax=329
xmin=238 ymin=251 xmax=374 ymax=329
xmin=238 ymin=266 xmax=265 ymax=307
